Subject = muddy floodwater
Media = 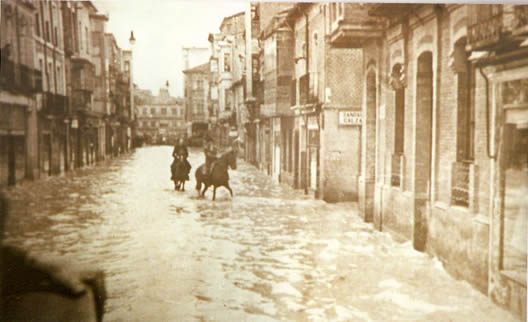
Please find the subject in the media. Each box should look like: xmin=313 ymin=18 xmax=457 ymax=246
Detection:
xmin=4 ymin=146 xmax=518 ymax=321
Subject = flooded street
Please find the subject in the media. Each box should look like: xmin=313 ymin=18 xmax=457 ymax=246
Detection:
xmin=3 ymin=146 xmax=517 ymax=321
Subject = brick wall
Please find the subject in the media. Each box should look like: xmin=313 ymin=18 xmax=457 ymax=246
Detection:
xmin=326 ymin=48 xmax=363 ymax=107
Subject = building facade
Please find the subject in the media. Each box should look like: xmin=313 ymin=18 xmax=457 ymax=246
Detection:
xmin=211 ymin=3 xmax=527 ymax=319
xmin=365 ymin=3 xmax=527 ymax=319
xmin=0 ymin=0 xmax=41 ymax=186
xmin=183 ymin=63 xmax=210 ymax=145
xmin=136 ymin=86 xmax=184 ymax=145
xmin=1 ymin=0 xmax=135 ymax=188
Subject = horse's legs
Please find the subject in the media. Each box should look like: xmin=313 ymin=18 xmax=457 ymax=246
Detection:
xmin=213 ymin=186 xmax=217 ymax=201
xmin=202 ymin=184 xmax=209 ymax=197
xmin=181 ymin=181 xmax=185 ymax=191
xmin=225 ymin=183 xmax=233 ymax=197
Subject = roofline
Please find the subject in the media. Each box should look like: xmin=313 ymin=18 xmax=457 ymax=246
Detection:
xmin=219 ymin=11 xmax=245 ymax=30
xmin=182 ymin=62 xmax=210 ymax=74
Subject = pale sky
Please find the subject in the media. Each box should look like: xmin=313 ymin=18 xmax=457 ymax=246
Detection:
xmin=94 ymin=0 xmax=247 ymax=98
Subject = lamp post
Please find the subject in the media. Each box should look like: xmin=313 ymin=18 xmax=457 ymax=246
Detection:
xmin=128 ymin=30 xmax=136 ymax=149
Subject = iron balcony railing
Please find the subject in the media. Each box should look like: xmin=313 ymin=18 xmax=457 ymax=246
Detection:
xmin=513 ymin=5 xmax=528 ymax=35
xmin=467 ymin=14 xmax=503 ymax=50
xmin=42 ymin=92 xmax=68 ymax=116
xmin=451 ymin=161 xmax=471 ymax=207
xmin=0 ymin=59 xmax=42 ymax=94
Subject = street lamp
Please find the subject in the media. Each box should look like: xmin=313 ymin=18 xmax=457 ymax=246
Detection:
xmin=128 ymin=30 xmax=136 ymax=149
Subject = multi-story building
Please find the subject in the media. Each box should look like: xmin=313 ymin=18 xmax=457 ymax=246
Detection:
xmin=89 ymin=10 xmax=109 ymax=162
xmin=208 ymin=33 xmax=233 ymax=147
xmin=1 ymin=0 xmax=134 ymax=188
xmin=0 ymin=0 xmax=42 ymax=186
xmin=35 ymin=0 xmax=69 ymax=176
xmin=183 ymin=62 xmax=210 ymax=145
xmin=285 ymin=3 xmax=366 ymax=201
xmin=61 ymin=0 xmax=97 ymax=168
xmin=104 ymin=33 xmax=134 ymax=156
xmin=236 ymin=4 xmax=527 ymax=318
xmin=136 ymin=85 xmax=185 ymax=145
xmin=257 ymin=3 xmax=295 ymax=182
xmin=363 ymin=4 xmax=527 ymax=319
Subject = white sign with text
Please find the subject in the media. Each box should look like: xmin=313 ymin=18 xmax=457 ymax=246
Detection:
xmin=339 ymin=111 xmax=362 ymax=126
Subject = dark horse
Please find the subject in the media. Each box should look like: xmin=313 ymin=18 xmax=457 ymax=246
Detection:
xmin=171 ymin=156 xmax=191 ymax=191
xmin=195 ymin=148 xmax=237 ymax=200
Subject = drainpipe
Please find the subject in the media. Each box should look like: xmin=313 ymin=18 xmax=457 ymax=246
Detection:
xmin=479 ymin=63 xmax=496 ymax=296
xmin=303 ymin=7 xmax=310 ymax=194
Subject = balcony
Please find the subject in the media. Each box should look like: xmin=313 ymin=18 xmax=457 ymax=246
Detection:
xmin=72 ymin=89 xmax=92 ymax=111
xmin=512 ymin=5 xmax=528 ymax=36
xmin=0 ymin=59 xmax=42 ymax=94
xmin=42 ymin=92 xmax=68 ymax=116
xmin=451 ymin=161 xmax=471 ymax=207
xmin=467 ymin=14 xmax=504 ymax=51
xmin=329 ymin=3 xmax=386 ymax=48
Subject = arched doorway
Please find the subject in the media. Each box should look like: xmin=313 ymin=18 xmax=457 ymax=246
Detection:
xmin=413 ymin=51 xmax=433 ymax=252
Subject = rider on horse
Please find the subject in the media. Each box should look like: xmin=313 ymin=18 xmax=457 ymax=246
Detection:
xmin=203 ymin=134 xmax=218 ymax=177
xmin=172 ymin=137 xmax=191 ymax=180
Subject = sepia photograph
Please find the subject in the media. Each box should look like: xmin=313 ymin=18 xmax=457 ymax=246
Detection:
xmin=0 ymin=0 xmax=527 ymax=321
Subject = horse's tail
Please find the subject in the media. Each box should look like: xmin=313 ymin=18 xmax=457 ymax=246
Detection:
xmin=195 ymin=167 xmax=202 ymax=191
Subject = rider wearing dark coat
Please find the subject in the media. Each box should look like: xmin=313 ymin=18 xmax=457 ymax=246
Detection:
xmin=171 ymin=137 xmax=191 ymax=180
xmin=203 ymin=135 xmax=218 ymax=176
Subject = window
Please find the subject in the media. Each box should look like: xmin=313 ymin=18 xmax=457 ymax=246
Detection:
xmin=35 ymin=14 xmax=41 ymax=37
xmin=56 ymin=66 xmax=62 ymax=93
xmin=151 ymin=108 xmax=156 ymax=115
xmin=224 ymin=53 xmax=231 ymax=72
xmin=46 ymin=21 xmax=51 ymax=42
xmin=454 ymin=38 xmax=474 ymax=161
xmin=39 ymin=59 xmax=45 ymax=91
xmin=54 ymin=27 xmax=59 ymax=46
xmin=79 ymin=23 xmax=83 ymax=51
xmin=171 ymin=108 xmax=177 ymax=115
xmin=391 ymin=64 xmax=405 ymax=187
xmin=393 ymin=64 xmax=405 ymax=156
xmin=85 ymin=27 xmax=89 ymax=53
xmin=225 ymin=89 xmax=231 ymax=111
xmin=48 ymin=62 xmax=53 ymax=90
xmin=161 ymin=108 xmax=167 ymax=115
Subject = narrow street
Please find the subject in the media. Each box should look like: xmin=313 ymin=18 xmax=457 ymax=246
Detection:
xmin=3 ymin=147 xmax=517 ymax=322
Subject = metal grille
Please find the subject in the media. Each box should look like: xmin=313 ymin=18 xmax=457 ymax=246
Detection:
xmin=451 ymin=161 xmax=470 ymax=207
xmin=391 ymin=154 xmax=401 ymax=187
